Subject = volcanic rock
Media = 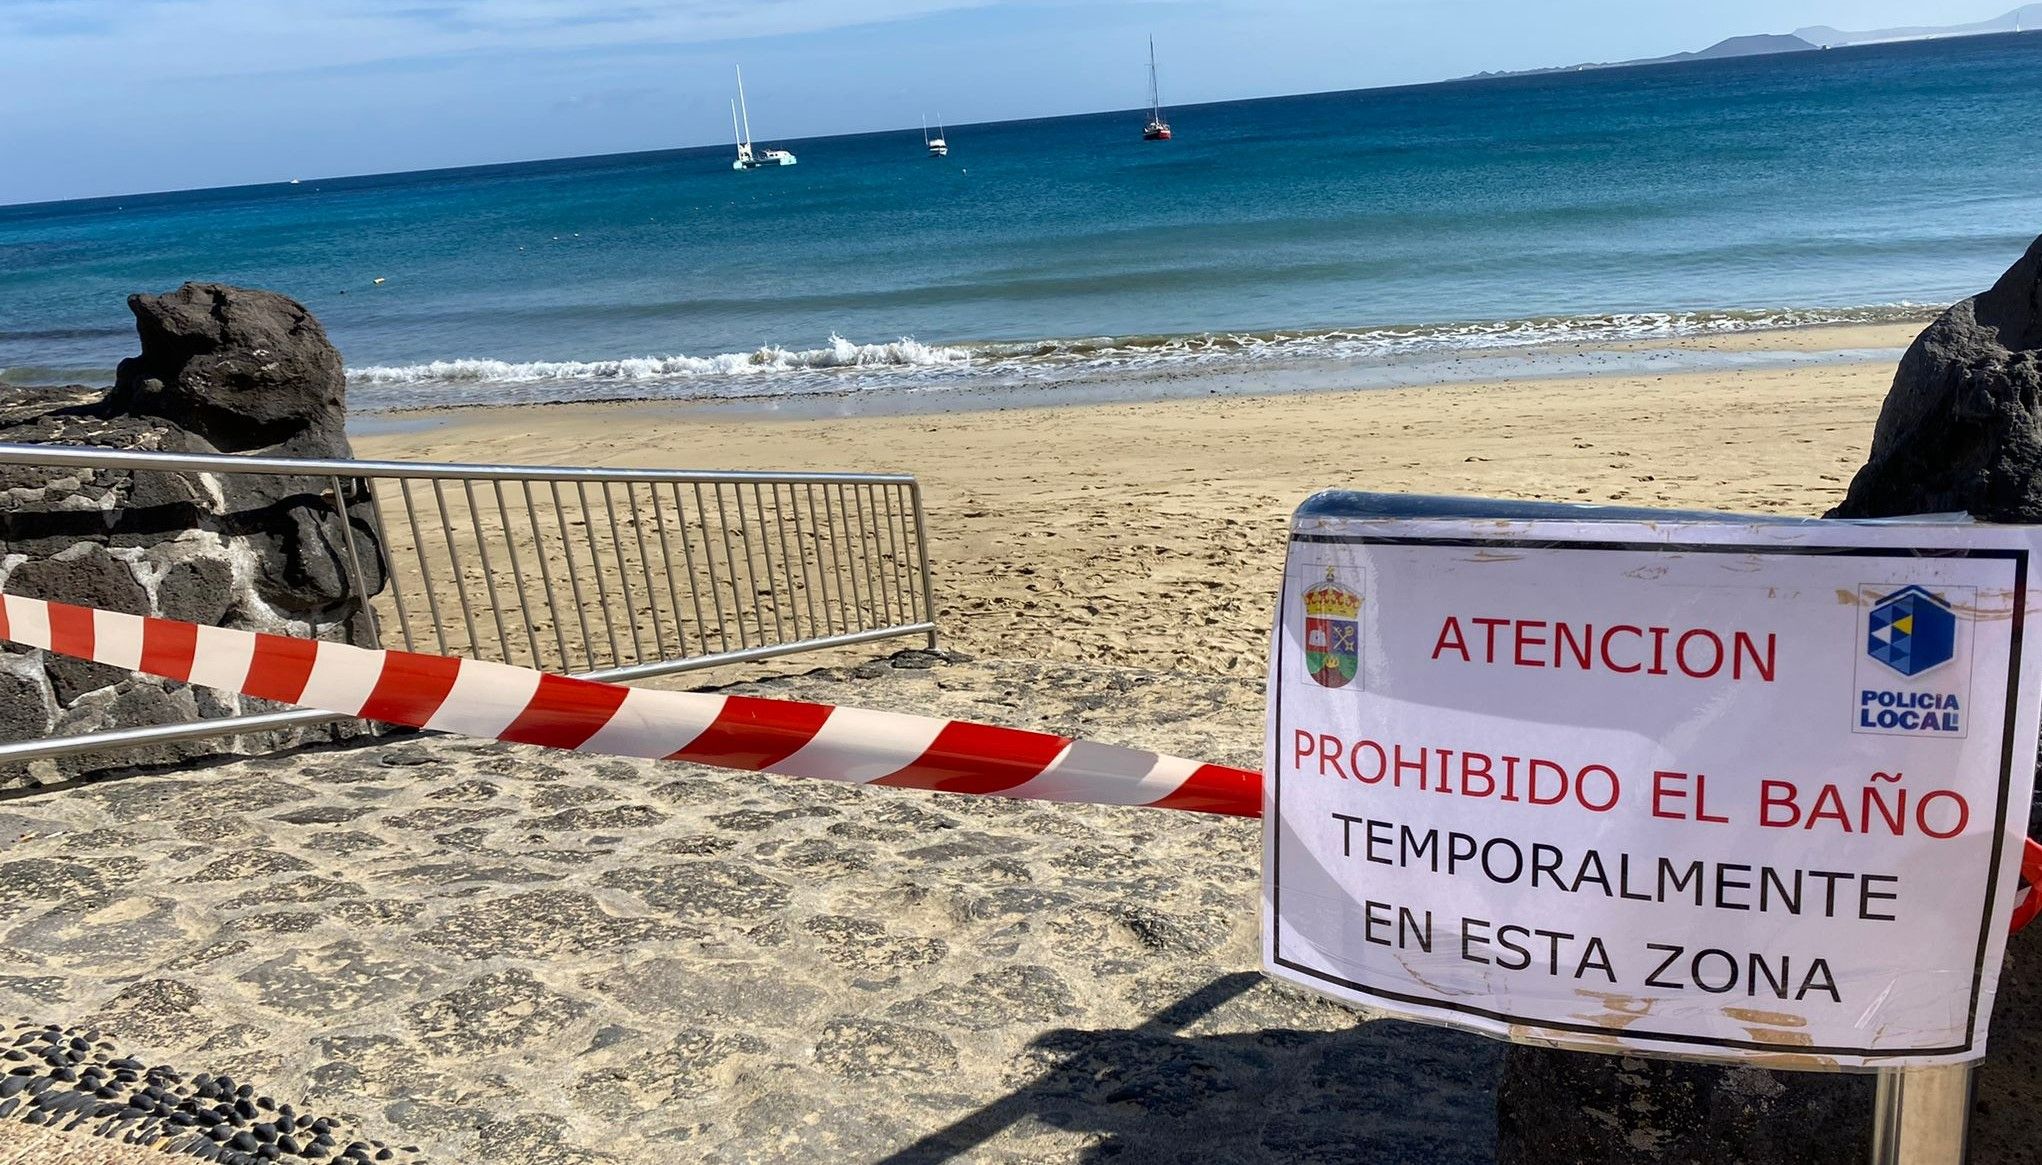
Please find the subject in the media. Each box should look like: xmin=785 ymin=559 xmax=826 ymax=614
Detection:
xmin=106 ymin=283 xmax=348 ymax=456
xmin=1831 ymin=233 xmax=2042 ymax=522
xmin=0 ymin=283 xmax=383 ymax=786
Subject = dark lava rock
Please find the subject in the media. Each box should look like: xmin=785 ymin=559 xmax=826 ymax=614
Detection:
xmin=1495 ymin=1052 xmax=1870 ymax=1165
xmin=6 ymin=547 xmax=152 ymax=703
xmin=107 ymin=282 xmax=346 ymax=456
xmin=47 ymin=683 xmax=201 ymax=771
xmin=5 ymin=545 xmax=150 ymax=616
xmin=156 ymin=556 xmax=236 ymax=625
xmin=1831 ymin=233 xmax=2042 ymax=523
xmin=0 ymin=282 xmax=385 ymax=782
xmin=0 ymin=666 xmax=52 ymax=742
xmin=1975 ymin=922 xmax=2042 ymax=1162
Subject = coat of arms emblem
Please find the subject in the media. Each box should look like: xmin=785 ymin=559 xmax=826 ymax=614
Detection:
xmin=1302 ymin=569 xmax=1361 ymax=688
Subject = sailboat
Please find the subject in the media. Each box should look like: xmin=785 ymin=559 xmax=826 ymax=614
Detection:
xmin=1142 ymin=38 xmax=1172 ymax=141
xmin=923 ymin=116 xmax=949 ymax=158
xmin=731 ymin=67 xmax=797 ymax=170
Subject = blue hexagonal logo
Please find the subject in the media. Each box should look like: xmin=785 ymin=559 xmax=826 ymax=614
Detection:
xmin=1867 ymin=585 xmax=1957 ymax=677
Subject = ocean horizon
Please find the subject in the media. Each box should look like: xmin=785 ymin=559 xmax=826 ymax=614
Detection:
xmin=3 ymin=32 xmax=2039 ymax=414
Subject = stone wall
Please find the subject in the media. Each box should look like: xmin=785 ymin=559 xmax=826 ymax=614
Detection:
xmin=0 ymin=284 xmax=384 ymax=788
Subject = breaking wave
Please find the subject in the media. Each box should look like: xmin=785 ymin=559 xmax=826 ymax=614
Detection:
xmin=334 ymin=304 xmax=1932 ymax=412
xmin=986 ymin=304 xmax=1934 ymax=367
xmin=348 ymin=334 xmax=970 ymax=386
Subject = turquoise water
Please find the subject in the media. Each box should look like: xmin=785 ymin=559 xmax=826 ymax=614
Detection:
xmin=3 ymin=33 xmax=2040 ymax=412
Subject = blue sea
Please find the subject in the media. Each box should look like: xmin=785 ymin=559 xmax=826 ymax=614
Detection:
xmin=3 ymin=33 xmax=2041 ymax=415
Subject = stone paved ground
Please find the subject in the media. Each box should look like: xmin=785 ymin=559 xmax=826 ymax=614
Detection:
xmin=0 ymin=652 xmax=1504 ymax=1164
xmin=1 ymin=1121 xmax=171 ymax=1164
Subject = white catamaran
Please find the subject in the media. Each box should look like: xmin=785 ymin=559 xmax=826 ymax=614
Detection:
xmin=731 ymin=67 xmax=796 ymax=170
xmin=923 ymin=116 xmax=948 ymax=158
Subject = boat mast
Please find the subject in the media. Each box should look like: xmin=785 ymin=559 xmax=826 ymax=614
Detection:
xmin=736 ymin=66 xmax=754 ymax=149
xmin=923 ymin=115 xmax=929 ymax=146
xmin=1148 ymin=38 xmax=1162 ymax=121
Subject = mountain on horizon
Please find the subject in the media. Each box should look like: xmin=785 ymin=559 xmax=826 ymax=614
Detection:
xmin=1797 ymin=3 xmax=2042 ymax=47
xmin=1655 ymin=33 xmax=1819 ymax=63
xmin=1463 ymin=5 xmax=2039 ymax=81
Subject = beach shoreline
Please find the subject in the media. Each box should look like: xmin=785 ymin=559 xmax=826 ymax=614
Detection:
xmin=343 ymin=319 xmax=1924 ymax=435
xmin=354 ymin=325 xmax=1909 ymax=681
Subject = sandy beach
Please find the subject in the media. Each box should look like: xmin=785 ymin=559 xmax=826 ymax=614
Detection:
xmin=25 ymin=321 xmax=2042 ymax=1164
xmin=355 ymin=324 xmax=1914 ymax=684
xmin=9 ymin=5 xmax=2041 ymax=1154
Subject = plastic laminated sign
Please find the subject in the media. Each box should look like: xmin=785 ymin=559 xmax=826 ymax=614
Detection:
xmin=1261 ymin=497 xmax=2042 ymax=1068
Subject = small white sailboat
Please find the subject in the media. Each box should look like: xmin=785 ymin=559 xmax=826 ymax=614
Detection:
xmin=731 ymin=67 xmax=796 ymax=170
xmin=1142 ymin=38 xmax=1172 ymax=141
xmin=923 ymin=116 xmax=948 ymax=158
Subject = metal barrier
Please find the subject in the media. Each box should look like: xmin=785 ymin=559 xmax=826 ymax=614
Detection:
xmin=0 ymin=441 xmax=936 ymax=764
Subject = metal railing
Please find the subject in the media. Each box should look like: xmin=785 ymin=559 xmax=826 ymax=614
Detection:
xmin=0 ymin=441 xmax=936 ymax=764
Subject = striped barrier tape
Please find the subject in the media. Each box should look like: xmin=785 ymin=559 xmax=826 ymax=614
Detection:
xmin=0 ymin=593 xmax=1259 ymax=817
xmin=2016 ymin=837 xmax=2042 ymax=935
xmin=4 ymin=592 xmax=2038 ymax=936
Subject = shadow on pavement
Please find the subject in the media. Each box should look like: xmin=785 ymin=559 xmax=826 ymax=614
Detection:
xmin=876 ymin=972 xmax=1503 ymax=1165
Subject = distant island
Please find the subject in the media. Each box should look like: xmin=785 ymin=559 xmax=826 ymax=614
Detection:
xmin=1462 ymin=3 xmax=2040 ymax=79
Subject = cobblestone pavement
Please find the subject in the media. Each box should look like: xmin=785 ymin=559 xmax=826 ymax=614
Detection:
xmin=0 ymin=652 xmax=1503 ymax=1164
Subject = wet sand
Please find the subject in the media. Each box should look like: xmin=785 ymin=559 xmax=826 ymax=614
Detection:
xmin=354 ymin=324 xmax=1912 ymax=683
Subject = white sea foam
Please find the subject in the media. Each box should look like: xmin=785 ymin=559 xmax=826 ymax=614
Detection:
xmin=341 ymin=305 xmax=1932 ymax=412
xmin=348 ymin=334 xmax=970 ymax=386
xmin=995 ymin=305 xmax=1934 ymax=370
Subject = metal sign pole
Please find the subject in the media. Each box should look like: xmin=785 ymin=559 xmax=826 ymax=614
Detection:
xmin=1870 ymin=1066 xmax=1971 ymax=1165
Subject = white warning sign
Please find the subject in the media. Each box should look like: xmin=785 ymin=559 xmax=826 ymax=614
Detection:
xmin=1262 ymin=515 xmax=2042 ymax=1067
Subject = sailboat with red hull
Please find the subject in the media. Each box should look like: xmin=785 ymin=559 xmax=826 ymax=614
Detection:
xmin=1143 ymin=39 xmax=1172 ymax=141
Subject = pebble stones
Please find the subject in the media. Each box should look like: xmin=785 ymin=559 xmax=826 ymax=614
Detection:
xmin=3 ymin=1018 xmax=422 ymax=1163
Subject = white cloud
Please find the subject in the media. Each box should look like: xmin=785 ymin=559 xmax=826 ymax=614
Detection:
xmin=1 ymin=0 xmax=998 ymax=78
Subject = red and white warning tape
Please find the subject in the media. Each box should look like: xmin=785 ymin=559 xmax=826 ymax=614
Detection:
xmin=7 ymin=592 xmax=2040 ymax=932
xmin=0 ymin=594 xmax=1259 ymax=817
xmin=2015 ymin=837 xmax=2042 ymax=935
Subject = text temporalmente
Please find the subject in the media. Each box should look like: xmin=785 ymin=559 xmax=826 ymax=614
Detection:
xmin=1329 ymin=814 xmax=1900 ymax=921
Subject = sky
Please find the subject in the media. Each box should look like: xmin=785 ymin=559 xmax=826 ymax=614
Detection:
xmin=0 ymin=0 xmax=2018 ymax=205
